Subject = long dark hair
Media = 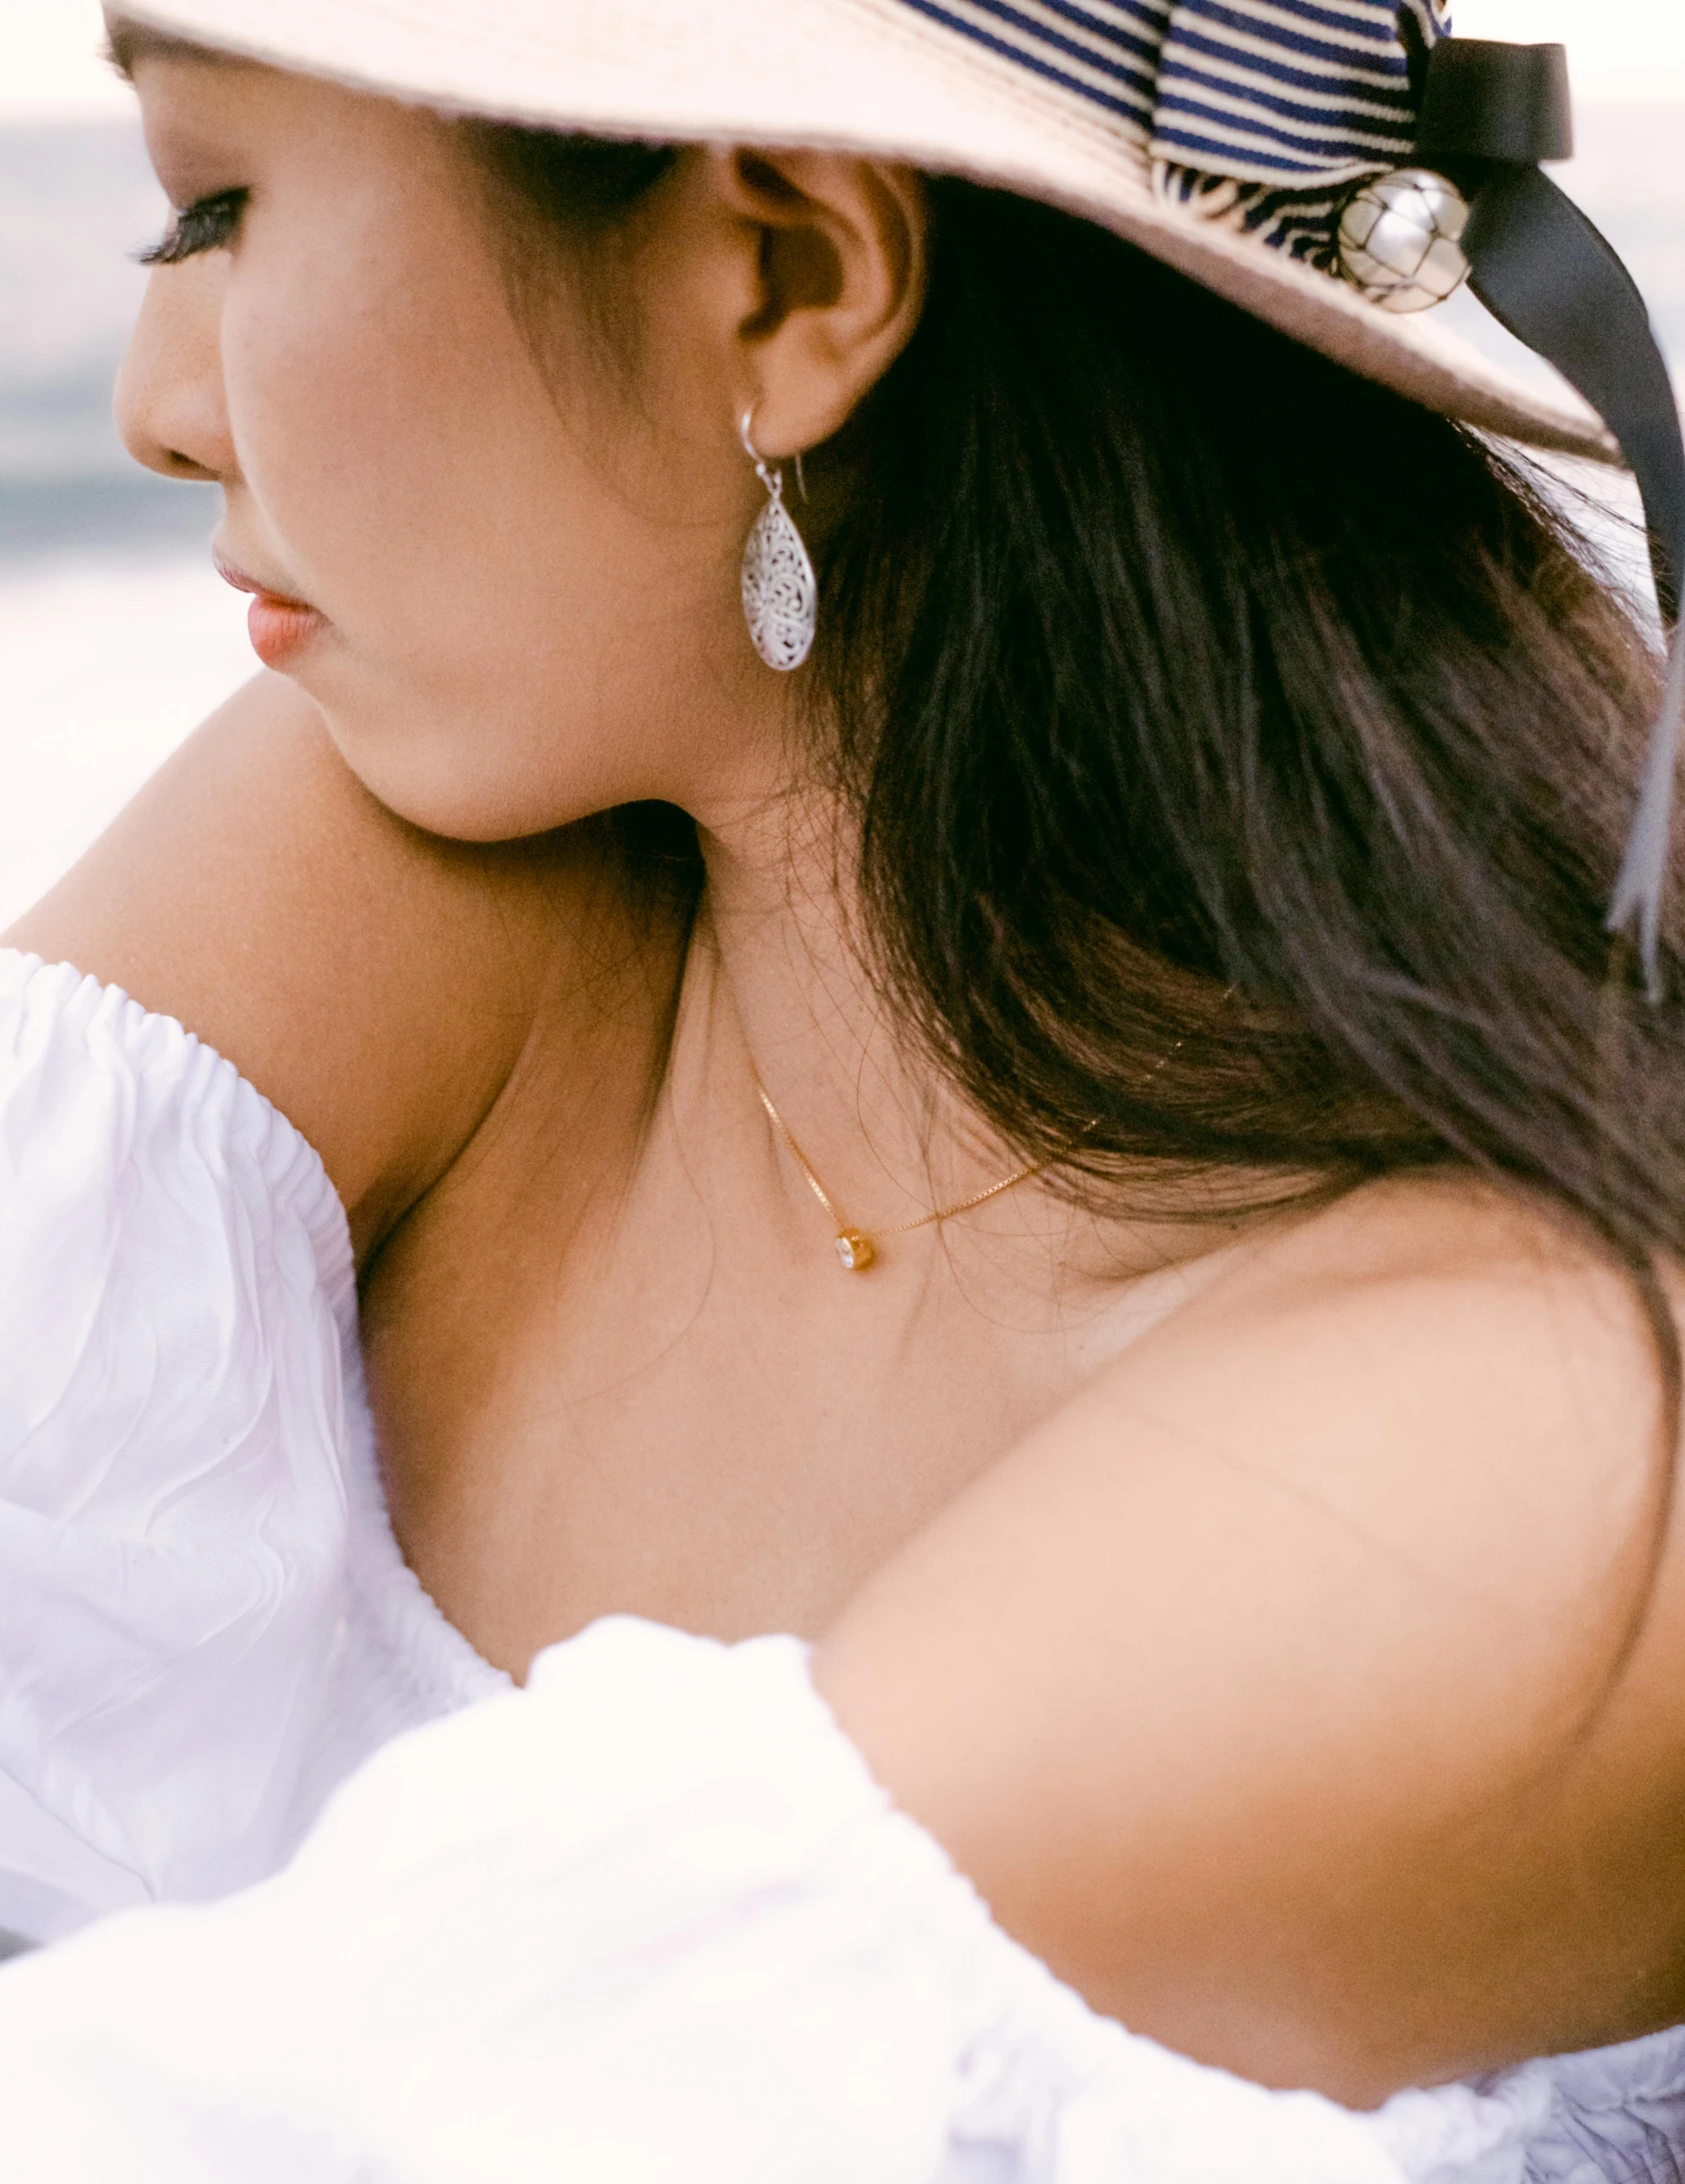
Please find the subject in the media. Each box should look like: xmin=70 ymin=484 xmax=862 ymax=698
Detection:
xmin=467 ymin=128 xmax=1680 ymax=1296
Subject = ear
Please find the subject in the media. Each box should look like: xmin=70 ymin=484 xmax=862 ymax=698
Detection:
xmin=708 ymin=146 xmax=928 ymax=458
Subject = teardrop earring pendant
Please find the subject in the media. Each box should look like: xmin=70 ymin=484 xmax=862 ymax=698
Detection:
xmin=739 ymin=409 xmax=817 ymax=672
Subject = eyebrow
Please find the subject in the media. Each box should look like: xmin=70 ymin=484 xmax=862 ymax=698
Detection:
xmin=103 ymin=17 xmax=235 ymax=82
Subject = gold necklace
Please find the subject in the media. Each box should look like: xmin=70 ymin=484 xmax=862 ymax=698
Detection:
xmin=755 ymin=1082 xmax=1054 ymax=1272
xmin=753 ymin=997 xmax=1227 ymax=1273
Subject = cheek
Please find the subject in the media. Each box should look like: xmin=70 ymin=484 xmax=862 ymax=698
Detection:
xmin=219 ymin=194 xmax=714 ymax=835
xmin=223 ymin=215 xmax=572 ymax=656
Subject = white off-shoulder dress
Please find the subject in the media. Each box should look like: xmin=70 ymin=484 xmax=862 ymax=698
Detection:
xmin=0 ymin=944 xmax=1681 ymax=2184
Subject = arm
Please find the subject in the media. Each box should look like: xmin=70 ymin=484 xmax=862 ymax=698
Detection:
xmin=0 ymin=1183 xmax=1667 ymax=2172
xmin=0 ymin=1621 xmax=1430 ymax=2184
xmin=814 ymin=1177 xmax=1685 ymax=2103
xmin=4 ymin=673 xmax=624 ymax=1259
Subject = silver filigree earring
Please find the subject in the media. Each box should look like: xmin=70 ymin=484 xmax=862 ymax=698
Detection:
xmin=739 ymin=409 xmax=817 ymax=672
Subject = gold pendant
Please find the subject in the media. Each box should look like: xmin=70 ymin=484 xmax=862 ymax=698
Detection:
xmin=834 ymin=1229 xmax=875 ymax=1272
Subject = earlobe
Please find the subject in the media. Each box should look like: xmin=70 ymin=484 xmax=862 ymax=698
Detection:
xmin=713 ymin=145 xmax=927 ymax=459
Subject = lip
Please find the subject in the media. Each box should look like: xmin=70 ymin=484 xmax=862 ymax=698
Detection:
xmin=213 ymin=552 xmax=326 ymax=669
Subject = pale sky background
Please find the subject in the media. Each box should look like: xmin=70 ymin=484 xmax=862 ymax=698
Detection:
xmin=2 ymin=0 xmax=1684 ymax=115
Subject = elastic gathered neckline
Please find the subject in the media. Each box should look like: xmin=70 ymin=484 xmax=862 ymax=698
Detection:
xmin=0 ymin=949 xmax=510 ymax=1709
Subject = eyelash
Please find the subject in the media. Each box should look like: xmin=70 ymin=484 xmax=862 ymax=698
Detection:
xmin=138 ymin=188 xmax=249 ymax=267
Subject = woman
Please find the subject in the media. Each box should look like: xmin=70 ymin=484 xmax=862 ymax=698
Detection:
xmin=0 ymin=0 xmax=1683 ymax=2172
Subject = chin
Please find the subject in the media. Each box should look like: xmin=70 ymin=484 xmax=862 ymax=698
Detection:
xmin=313 ymin=688 xmax=631 ymax=846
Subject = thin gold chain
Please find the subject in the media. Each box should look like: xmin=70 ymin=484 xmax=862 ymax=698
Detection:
xmin=755 ymin=1082 xmax=1053 ymax=1239
xmin=753 ymin=991 xmax=1229 ymax=1270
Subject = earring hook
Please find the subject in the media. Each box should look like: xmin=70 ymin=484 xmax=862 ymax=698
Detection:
xmin=740 ymin=407 xmax=810 ymax=504
xmin=739 ymin=407 xmax=779 ymax=497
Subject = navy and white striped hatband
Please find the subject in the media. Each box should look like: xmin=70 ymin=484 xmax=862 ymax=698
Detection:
xmin=896 ymin=0 xmax=1448 ymax=268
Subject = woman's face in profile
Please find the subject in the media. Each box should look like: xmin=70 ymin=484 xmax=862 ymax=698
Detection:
xmin=116 ymin=44 xmax=781 ymax=842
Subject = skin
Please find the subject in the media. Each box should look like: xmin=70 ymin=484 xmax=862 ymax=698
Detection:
xmin=9 ymin=22 xmax=1685 ymax=2103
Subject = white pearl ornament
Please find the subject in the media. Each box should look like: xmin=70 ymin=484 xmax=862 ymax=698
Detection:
xmin=1337 ymin=168 xmax=1471 ymax=315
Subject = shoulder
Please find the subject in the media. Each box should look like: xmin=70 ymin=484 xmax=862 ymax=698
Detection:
xmin=816 ymin=1172 xmax=1685 ymax=2100
xmin=3 ymin=674 xmax=682 ymax=1256
xmin=1095 ymin=1171 xmax=1670 ymax=1591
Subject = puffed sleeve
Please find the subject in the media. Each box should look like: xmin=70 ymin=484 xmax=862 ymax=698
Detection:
xmin=0 ymin=951 xmax=466 ymax=1942
xmin=0 ymin=1612 xmax=1528 ymax=2184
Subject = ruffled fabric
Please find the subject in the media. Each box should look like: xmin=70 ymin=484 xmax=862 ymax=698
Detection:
xmin=0 ymin=951 xmax=506 ymax=1941
xmin=1378 ymin=2029 xmax=1685 ymax=2184
xmin=0 ymin=1619 xmax=1431 ymax=2182
xmin=0 ymin=1617 xmax=1675 ymax=2184
xmin=0 ymin=947 xmax=1681 ymax=2179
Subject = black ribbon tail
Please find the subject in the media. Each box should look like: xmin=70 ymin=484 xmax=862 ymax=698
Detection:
xmin=1456 ymin=162 xmax=1685 ymax=995
xmin=1610 ymin=639 xmax=1685 ymax=1002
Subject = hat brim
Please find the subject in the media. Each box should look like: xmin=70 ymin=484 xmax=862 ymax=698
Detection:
xmin=121 ymin=0 xmax=1621 ymax=463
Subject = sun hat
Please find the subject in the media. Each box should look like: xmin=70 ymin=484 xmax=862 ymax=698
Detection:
xmin=107 ymin=0 xmax=1633 ymax=453
xmin=113 ymin=0 xmax=1685 ymax=981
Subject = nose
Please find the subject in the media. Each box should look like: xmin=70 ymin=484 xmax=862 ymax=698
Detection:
xmin=114 ymin=259 xmax=239 ymax=483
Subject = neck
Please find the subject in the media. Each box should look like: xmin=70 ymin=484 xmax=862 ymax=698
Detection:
xmin=691 ymin=777 xmax=1027 ymax=1245
xmin=674 ymin=733 xmax=1240 ymax=1295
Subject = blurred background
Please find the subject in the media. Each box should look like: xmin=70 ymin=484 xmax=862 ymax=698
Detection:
xmin=2 ymin=0 xmax=1682 ymax=932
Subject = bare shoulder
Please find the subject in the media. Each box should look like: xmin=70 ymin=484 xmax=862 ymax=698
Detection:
xmin=816 ymin=1172 xmax=1685 ymax=2099
xmin=1108 ymin=1169 xmax=1673 ymax=1584
xmin=3 ymin=674 xmax=675 ymax=1254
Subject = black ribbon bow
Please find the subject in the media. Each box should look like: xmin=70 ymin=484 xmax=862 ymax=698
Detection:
xmin=1416 ymin=39 xmax=1685 ymax=998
